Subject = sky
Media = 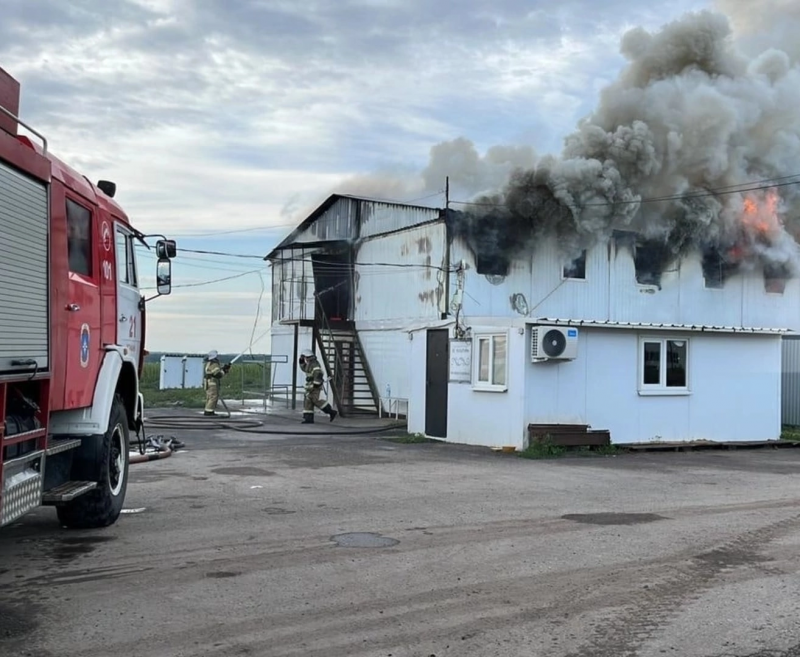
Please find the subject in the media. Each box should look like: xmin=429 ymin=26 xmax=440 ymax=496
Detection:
xmin=1 ymin=0 xmax=792 ymax=356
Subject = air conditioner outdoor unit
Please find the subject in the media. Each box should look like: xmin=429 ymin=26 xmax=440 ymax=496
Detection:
xmin=531 ymin=326 xmax=579 ymax=362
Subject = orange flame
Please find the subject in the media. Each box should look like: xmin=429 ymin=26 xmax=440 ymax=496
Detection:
xmin=740 ymin=189 xmax=782 ymax=237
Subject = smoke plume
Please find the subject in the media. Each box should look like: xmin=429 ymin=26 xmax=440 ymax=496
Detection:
xmin=330 ymin=137 xmax=537 ymax=208
xmin=455 ymin=9 xmax=800 ymax=281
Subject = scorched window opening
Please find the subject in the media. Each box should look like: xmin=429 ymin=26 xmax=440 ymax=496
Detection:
xmin=563 ymin=250 xmax=587 ymax=280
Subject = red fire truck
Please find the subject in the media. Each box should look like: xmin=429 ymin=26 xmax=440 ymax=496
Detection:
xmin=0 ymin=67 xmax=176 ymax=529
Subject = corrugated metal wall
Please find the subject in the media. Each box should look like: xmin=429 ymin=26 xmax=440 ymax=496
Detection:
xmin=449 ymin=233 xmax=800 ymax=331
xmin=359 ymin=201 xmax=440 ymax=238
xmin=0 ymin=159 xmax=49 ymax=373
xmin=293 ymin=197 xmax=359 ymax=244
xmin=782 ymin=337 xmax=800 ymax=426
xmin=354 ymin=222 xmax=447 ymax=322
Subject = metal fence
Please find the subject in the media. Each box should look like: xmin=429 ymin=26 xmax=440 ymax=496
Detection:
xmin=238 ymin=354 xmax=291 ymax=411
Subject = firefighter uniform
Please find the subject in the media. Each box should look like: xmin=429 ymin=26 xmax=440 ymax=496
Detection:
xmin=299 ymin=351 xmax=336 ymax=423
xmin=203 ymin=350 xmax=228 ymax=416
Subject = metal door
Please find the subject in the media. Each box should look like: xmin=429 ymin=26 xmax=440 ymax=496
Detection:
xmin=425 ymin=329 xmax=449 ymax=438
xmin=114 ymin=223 xmax=142 ymax=362
xmin=64 ymin=197 xmax=102 ymax=409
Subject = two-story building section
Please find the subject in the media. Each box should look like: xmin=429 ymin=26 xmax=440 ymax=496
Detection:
xmin=267 ymin=194 xmax=799 ymax=448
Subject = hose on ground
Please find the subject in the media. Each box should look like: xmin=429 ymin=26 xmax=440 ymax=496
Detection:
xmin=130 ymin=449 xmax=173 ymax=464
xmin=141 ymin=415 xmax=407 ymax=436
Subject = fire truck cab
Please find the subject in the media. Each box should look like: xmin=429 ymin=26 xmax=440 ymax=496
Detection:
xmin=0 ymin=67 xmax=175 ymax=529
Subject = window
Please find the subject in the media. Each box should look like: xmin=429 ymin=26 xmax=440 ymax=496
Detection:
xmin=702 ymin=249 xmax=737 ymax=289
xmin=634 ymin=240 xmax=668 ymax=287
xmin=476 ymin=254 xmax=509 ymax=277
xmin=639 ymin=337 xmax=689 ymax=394
xmin=474 ymin=332 xmax=507 ymax=391
xmin=66 ymin=199 xmax=92 ymax=277
xmin=115 ymin=227 xmax=139 ymax=287
xmin=764 ymin=263 xmax=789 ymax=294
xmin=116 ymin=228 xmax=129 ymax=284
xmin=563 ymin=250 xmax=587 ymax=279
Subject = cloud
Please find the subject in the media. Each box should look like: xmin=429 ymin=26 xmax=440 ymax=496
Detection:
xmin=1 ymin=0 xmax=733 ymax=352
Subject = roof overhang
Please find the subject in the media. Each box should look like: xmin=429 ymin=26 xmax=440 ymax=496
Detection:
xmin=265 ymin=239 xmax=350 ymax=260
xmin=524 ymin=318 xmax=790 ymax=335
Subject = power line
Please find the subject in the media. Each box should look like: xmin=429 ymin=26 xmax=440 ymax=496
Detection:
xmin=172 ymin=223 xmax=300 ymax=238
xmin=135 ymin=243 xmax=265 ymax=260
xmin=140 ymin=269 xmax=264 ymax=291
xmin=449 ymin=175 xmax=800 ymax=210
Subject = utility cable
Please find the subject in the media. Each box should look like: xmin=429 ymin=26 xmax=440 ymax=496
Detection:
xmin=449 ymin=175 xmax=800 ymax=210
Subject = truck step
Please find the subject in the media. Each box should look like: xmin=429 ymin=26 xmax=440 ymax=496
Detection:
xmin=46 ymin=438 xmax=82 ymax=456
xmin=42 ymin=481 xmax=97 ymax=504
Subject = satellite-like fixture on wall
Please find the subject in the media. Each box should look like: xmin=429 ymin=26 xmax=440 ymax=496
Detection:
xmin=511 ymin=293 xmax=529 ymax=316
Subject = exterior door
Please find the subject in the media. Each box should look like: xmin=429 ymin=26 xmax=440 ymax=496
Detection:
xmin=425 ymin=329 xmax=449 ymax=438
xmin=65 ymin=198 xmax=102 ymax=409
xmin=114 ymin=224 xmax=142 ymax=362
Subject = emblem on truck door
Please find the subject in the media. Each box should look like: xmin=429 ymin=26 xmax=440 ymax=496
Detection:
xmin=102 ymin=221 xmax=111 ymax=252
xmin=80 ymin=324 xmax=90 ymax=368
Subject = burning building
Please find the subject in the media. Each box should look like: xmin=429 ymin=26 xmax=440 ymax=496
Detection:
xmin=267 ymin=9 xmax=800 ymax=447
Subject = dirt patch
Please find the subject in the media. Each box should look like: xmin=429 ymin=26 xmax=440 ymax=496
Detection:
xmin=210 ymin=467 xmax=275 ymax=477
xmin=206 ymin=571 xmax=242 ymax=579
xmin=52 ymin=536 xmax=115 ymax=562
xmin=331 ymin=532 xmax=400 ymax=548
xmin=0 ymin=603 xmax=38 ymax=640
xmin=561 ymin=513 xmax=668 ymax=526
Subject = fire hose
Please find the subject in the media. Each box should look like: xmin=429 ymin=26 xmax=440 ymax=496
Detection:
xmin=139 ymin=394 xmax=407 ymax=435
xmin=141 ymin=414 xmax=407 ymax=436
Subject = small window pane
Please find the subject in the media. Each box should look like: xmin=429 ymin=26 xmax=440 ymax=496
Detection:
xmin=493 ymin=336 xmax=507 ymax=386
xmin=116 ymin=230 xmax=129 ymax=283
xmin=666 ymin=340 xmax=687 ymax=387
xmin=478 ymin=338 xmax=490 ymax=382
xmin=66 ymin=199 xmax=92 ymax=276
xmin=129 ymin=236 xmax=138 ymax=287
xmin=563 ymin=250 xmax=587 ymax=279
xmin=643 ymin=342 xmax=661 ymax=385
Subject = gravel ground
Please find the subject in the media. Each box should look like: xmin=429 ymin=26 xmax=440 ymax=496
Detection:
xmin=1 ymin=412 xmax=800 ymax=657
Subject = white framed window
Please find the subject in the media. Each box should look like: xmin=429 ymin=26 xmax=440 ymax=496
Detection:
xmin=473 ymin=332 xmax=508 ymax=392
xmin=638 ymin=336 xmax=690 ymax=395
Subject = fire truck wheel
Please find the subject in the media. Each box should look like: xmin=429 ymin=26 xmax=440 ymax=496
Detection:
xmin=56 ymin=395 xmax=130 ymax=529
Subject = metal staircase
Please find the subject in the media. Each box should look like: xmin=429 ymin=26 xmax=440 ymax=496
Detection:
xmin=313 ymin=297 xmax=380 ymax=417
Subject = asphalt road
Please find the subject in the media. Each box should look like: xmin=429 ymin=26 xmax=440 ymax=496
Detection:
xmin=2 ymin=413 xmax=800 ymax=657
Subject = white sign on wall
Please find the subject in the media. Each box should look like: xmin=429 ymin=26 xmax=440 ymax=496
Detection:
xmin=449 ymin=339 xmax=472 ymax=383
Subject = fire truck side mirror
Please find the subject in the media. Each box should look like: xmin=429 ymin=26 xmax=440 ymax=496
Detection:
xmin=156 ymin=258 xmax=172 ymax=296
xmin=156 ymin=239 xmax=177 ymax=259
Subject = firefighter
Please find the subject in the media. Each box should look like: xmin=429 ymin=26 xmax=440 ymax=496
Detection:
xmin=299 ymin=350 xmax=337 ymax=423
xmin=203 ymin=350 xmax=230 ymax=416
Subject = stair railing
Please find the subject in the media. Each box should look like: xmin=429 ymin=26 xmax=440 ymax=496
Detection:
xmin=313 ymin=293 xmax=348 ymax=415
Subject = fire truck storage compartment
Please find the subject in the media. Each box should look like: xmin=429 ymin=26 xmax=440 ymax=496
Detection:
xmin=0 ymin=158 xmax=49 ymax=374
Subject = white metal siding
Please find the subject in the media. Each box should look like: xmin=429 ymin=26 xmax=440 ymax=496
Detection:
xmin=782 ymin=337 xmax=800 ymax=426
xmin=0 ymin=160 xmax=49 ymax=373
xmin=356 ymin=329 xmax=411 ymax=411
xmin=293 ymin=197 xmax=358 ymax=244
xmin=524 ymin=328 xmax=781 ymax=444
xmin=354 ymin=222 xmax=447 ymax=322
xmin=450 ymin=235 xmax=800 ymax=332
xmin=359 ymin=201 xmax=440 ymax=238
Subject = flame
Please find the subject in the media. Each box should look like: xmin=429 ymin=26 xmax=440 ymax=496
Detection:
xmin=740 ymin=189 xmax=782 ymax=237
